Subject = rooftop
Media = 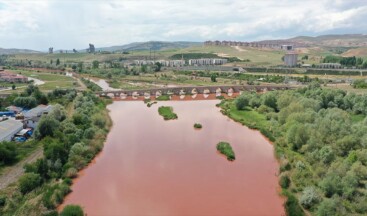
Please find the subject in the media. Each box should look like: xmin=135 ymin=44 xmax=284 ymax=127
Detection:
xmin=24 ymin=105 xmax=53 ymax=119
xmin=0 ymin=119 xmax=23 ymax=142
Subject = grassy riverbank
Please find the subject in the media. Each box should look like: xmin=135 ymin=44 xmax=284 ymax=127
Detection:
xmin=158 ymin=106 xmax=178 ymax=120
xmin=219 ymin=85 xmax=367 ymax=216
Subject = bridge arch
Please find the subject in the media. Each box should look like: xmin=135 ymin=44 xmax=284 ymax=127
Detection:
xmin=191 ymin=88 xmax=198 ymax=95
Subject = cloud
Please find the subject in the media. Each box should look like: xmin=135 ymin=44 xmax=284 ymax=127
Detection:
xmin=0 ymin=0 xmax=366 ymax=50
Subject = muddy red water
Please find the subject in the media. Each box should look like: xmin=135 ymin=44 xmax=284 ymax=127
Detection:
xmin=60 ymin=100 xmax=285 ymax=216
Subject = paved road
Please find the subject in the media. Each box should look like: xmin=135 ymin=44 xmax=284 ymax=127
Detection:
xmin=0 ymin=147 xmax=43 ymax=190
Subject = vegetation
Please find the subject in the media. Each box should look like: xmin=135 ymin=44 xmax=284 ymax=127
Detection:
xmin=0 ymin=85 xmax=111 ymax=215
xmin=158 ymin=106 xmax=178 ymax=120
xmin=60 ymin=205 xmax=84 ymax=216
xmin=220 ymin=84 xmax=367 ymax=215
xmin=81 ymin=78 xmax=102 ymax=92
xmin=352 ymin=79 xmax=367 ymax=89
xmin=193 ymin=123 xmax=202 ymax=129
xmin=156 ymin=95 xmax=170 ymax=101
xmin=216 ymin=142 xmax=235 ymax=161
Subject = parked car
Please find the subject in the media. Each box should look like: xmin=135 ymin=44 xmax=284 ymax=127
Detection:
xmin=14 ymin=137 xmax=27 ymax=142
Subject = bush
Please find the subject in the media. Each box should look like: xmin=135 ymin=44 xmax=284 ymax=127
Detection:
xmin=194 ymin=123 xmax=202 ymax=129
xmin=19 ymin=173 xmax=42 ymax=194
xmin=235 ymin=95 xmax=249 ymax=110
xmin=280 ymin=175 xmax=290 ymax=189
xmin=216 ymin=142 xmax=235 ymax=161
xmin=300 ymin=186 xmax=321 ymax=209
xmin=60 ymin=205 xmax=84 ymax=216
xmin=0 ymin=195 xmax=6 ymax=207
xmin=158 ymin=106 xmax=178 ymax=120
xmin=0 ymin=141 xmax=17 ymax=165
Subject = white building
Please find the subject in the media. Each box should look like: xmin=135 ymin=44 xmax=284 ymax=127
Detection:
xmin=318 ymin=63 xmax=342 ymax=69
xmin=284 ymin=53 xmax=298 ymax=67
xmin=188 ymin=58 xmax=228 ymax=66
xmin=0 ymin=119 xmax=23 ymax=142
xmin=24 ymin=105 xmax=53 ymax=128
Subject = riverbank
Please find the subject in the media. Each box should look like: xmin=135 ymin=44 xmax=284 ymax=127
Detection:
xmin=218 ymin=98 xmax=305 ymax=216
xmin=0 ymin=92 xmax=113 ymax=216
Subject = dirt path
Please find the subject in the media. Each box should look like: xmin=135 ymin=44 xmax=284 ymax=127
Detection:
xmin=75 ymin=77 xmax=87 ymax=90
xmin=0 ymin=146 xmax=43 ymax=190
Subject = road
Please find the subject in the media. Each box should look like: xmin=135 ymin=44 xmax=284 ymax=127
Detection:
xmin=0 ymin=146 xmax=43 ymax=190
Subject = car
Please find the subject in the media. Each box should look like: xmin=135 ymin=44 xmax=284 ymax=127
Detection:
xmin=14 ymin=137 xmax=27 ymax=142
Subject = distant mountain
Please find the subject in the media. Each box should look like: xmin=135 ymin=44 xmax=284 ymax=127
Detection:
xmin=289 ymin=34 xmax=367 ymax=47
xmin=0 ymin=48 xmax=41 ymax=54
xmin=95 ymin=41 xmax=202 ymax=52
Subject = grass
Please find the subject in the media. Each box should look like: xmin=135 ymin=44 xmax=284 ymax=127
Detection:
xmin=4 ymin=69 xmax=77 ymax=92
xmin=194 ymin=123 xmax=202 ymax=129
xmin=216 ymin=142 xmax=235 ymax=161
xmin=158 ymin=106 xmax=178 ymax=120
xmin=156 ymin=95 xmax=171 ymax=101
xmin=220 ymin=101 xmax=275 ymax=141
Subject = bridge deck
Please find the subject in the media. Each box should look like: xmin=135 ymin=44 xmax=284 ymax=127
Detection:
xmin=97 ymin=85 xmax=294 ymax=97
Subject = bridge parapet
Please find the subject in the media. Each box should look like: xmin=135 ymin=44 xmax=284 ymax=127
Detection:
xmin=97 ymin=85 xmax=294 ymax=98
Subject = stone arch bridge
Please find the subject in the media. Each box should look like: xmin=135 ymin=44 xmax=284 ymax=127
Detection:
xmin=97 ymin=85 xmax=293 ymax=98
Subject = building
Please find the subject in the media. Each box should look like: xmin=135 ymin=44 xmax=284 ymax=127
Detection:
xmin=0 ymin=119 xmax=24 ymax=142
xmin=284 ymin=52 xmax=298 ymax=67
xmin=134 ymin=60 xmax=185 ymax=67
xmin=24 ymin=105 xmax=53 ymax=128
xmin=318 ymin=63 xmax=342 ymax=69
xmin=0 ymin=71 xmax=28 ymax=83
xmin=188 ymin=58 xmax=228 ymax=66
xmin=281 ymin=45 xmax=293 ymax=51
xmin=6 ymin=106 xmax=23 ymax=114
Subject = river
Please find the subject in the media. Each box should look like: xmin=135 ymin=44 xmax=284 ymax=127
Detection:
xmin=60 ymin=99 xmax=285 ymax=216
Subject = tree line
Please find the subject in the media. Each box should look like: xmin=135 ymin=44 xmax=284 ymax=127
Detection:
xmin=221 ymin=83 xmax=367 ymax=216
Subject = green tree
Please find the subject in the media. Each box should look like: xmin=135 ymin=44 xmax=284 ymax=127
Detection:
xmin=34 ymin=116 xmax=60 ymax=140
xmin=154 ymin=62 xmax=162 ymax=72
xmin=210 ymin=74 xmax=217 ymax=82
xmin=19 ymin=173 xmax=42 ymax=194
xmin=56 ymin=59 xmax=60 ymax=66
xmin=300 ymin=186 xmax=320 ymax=209
xmin=92 ymin=60 xmax=99 ymax=69
xmin=235 ymin=94 xmax=249 ymax=110
xmin=60 ymin=205 xmax=84 ymax=216
xmin=11 ymin=84 xmax=16 ymax=90
xmin=0 ymin=141 xmax=17 ymax=165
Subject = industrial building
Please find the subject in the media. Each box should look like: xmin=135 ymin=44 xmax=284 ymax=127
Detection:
xmin=188 ymin=58 xmax=228 ymax=66
xmin=284 ymin=52 xmax=298 ymax=67
xmin=24 ymin=105 xmax=53 ymax=128
xmin=0 ymin=119 xmax=24 ymax=142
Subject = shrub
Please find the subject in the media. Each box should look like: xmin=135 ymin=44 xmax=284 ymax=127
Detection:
xmin=280 ymin=175 xmax=290 ymax=189
xmin=158 ymin=106 xmax=178 ymax=120
xmin=235 ymin=95 xmax=249 ymax=110
xmin=216 ymin=142 xmax=235 ymax=161
xmin=19 ymin=173 xmax=42 ymax=194
xmin=60 ymin=205 xmax=84 ymax=216
xmin=0 ymin=195 xmax=6 ymax=207
xmin=156 ymin=95 xmax=170 ymax=101
xmin=194 ymin=123 xmax=202 ymax=129
xmin=300 ymin=186 xmax=321 ymax=209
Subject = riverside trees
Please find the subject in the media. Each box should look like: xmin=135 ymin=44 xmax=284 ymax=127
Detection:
xmin=222 ymin=83 xmax=367 ymax=215
xmin=0 ymin=88 xmax=111 ymax=216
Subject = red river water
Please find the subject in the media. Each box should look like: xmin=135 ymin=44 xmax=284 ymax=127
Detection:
xmin=60 ymin=100 xmax=285 ymax=216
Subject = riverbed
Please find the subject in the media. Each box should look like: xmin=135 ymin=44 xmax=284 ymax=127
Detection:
xmin=60 ymin=100 xmax=285 ymax=216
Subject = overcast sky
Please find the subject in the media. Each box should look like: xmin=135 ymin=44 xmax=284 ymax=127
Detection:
xmin=0 ymin=0 xmax=366 ymax=51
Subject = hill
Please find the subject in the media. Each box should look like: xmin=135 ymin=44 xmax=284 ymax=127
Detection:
xmin=290 ymin=34 xmax=367 ymax=47
xmin=0 ymin=48 xmax=41 ymax=55
xmin=95 ymin=41 xmax=202 ymax=52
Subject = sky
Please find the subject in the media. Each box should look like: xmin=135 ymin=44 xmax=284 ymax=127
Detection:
xmin=0 ymin=0 xmax=366 ymax=51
